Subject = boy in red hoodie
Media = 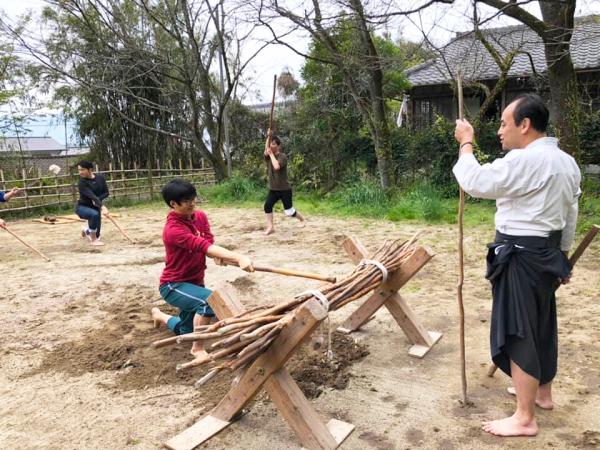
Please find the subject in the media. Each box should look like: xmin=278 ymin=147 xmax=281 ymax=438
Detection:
xmin=151 ymin=179 xmax=254 ymax=357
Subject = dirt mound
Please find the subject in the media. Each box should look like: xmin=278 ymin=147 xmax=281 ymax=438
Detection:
xmin=28 ymin=298 xmax=369 ymax=402
xmin=289 ymin=333 xmax=370 ymax=399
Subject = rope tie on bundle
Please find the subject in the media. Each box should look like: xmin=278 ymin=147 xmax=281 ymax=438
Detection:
xmin=359 ymin=259 xmax=388 ymax=283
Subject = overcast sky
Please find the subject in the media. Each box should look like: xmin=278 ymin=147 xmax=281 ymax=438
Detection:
xmin=3 ymin=0 xmax=600 ymax=106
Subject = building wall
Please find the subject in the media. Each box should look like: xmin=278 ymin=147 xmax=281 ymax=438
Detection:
xmin=0 ymin=154 xmax=86 ymax=178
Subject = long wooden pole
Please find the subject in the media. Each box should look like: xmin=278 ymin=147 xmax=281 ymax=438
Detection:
xmin=222 ymin=259 xmax=336 ymax=283
xmin=487 ymin=223 xmax=600 ymax=377
xmin=105 ymin=213 xmax=135 ymax=244
xmin=2 ymin=226 xmax=51 ymax=261
xmin=267 ymin=74 xmax=277 ymax=146
xmin=456 ymin=71 xmax=468 ymax=405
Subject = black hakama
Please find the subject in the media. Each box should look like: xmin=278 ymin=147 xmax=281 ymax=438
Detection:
xmin=486 ymin=231 xmax=571 ymax=384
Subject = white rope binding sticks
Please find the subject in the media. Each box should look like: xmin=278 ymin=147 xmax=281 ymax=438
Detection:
xmin=358 ymin=259 xmax=388 ymax=283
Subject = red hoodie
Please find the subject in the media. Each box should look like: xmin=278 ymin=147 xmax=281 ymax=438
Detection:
xmin=160 ymin=210 xmax=215 ymax=286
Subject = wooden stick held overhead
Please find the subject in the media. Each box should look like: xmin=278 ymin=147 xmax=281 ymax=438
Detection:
xmin=104 ymin=213 xmax=135 ymax=244
xmin=267 ymin=74 xmax=277 ymax=146
xmin=456 ymin=70 xmax=468 ymax=405
xmin=2 ymin=226 xmax=51 ymax=262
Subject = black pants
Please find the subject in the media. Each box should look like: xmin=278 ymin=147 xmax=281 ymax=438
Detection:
xmin=264 ymin=189 xmax=294 ymax=214
xmin=486 ymin=231 xmax=571 ymax=384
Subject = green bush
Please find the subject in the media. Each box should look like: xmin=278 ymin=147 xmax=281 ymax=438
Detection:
xmin=205 ymin=175 xmax=262 ymax=203
xmin=580 ymin=110 xmax=600 ymax=164
xmin=333 ymin=178 xmax=388 ymax=207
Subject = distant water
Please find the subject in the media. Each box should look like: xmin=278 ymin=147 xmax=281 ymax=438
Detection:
xmin=0 ymin=115 xmax=81 ymax=146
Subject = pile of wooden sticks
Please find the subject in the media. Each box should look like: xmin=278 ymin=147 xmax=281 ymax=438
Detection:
xmin=152 ymin=235 xmax=419 ymax=385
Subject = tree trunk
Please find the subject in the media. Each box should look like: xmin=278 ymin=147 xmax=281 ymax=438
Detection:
xmin=540 ymin=2 xmax=580 ymax=159
xmin=350 ymin=0 xmax=392 ymax=189
xmin=479 ymin=0 xmax=581 ymax=159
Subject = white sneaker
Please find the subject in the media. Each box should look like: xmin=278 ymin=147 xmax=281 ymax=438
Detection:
xmin=81 ymin=227 xmax=92 ymax=242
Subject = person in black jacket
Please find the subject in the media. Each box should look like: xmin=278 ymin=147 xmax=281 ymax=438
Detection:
xmin=75 ymin=160 xmax=110 ymax=246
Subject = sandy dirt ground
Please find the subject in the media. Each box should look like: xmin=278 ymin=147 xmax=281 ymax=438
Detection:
xmin=0 ymin=202 xmax=599 ymax=450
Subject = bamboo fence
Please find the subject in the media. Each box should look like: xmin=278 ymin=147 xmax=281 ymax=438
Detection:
xmin=0 ymin=159 xmax=215 ymax=214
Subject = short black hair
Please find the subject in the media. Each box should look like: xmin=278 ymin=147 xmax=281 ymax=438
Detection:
xmin=161 ymin=179 xmax=197 ymax=207
xmin=271 ymin=135 xmax=281 ymax=146
xmin=78 ymin=160 xmax=94 ymax=170
xmin=512 ymin=94 xmax=549 ymax=133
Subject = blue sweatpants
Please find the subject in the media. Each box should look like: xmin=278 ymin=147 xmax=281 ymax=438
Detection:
xmin=159 ymin=282 xmax=214 ymax=335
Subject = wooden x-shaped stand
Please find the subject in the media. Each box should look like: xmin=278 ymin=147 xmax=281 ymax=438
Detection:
xmin=338 ymin=236 xmax=442 ymax=358
xmin=164 ymin=286 xmax=355 ymax=450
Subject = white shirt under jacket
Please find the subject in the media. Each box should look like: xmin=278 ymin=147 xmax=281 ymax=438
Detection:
xmin=452 ymin=137 xmax=581 ymax=251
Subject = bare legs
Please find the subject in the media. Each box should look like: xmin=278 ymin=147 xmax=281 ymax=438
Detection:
xmin=507 ymin=381 xmax=554 ymax=410
xmin=265 ymin=212 xmax=274 ymax=235
xmin=151 ymin=307 xmax=211 ymax=357
xmin=483 ymin=360 xmax=539 ymax=436
xmin=90 ymin=230 xmax=104 ymax=246
xmin=190 ymin=314 xmax=211 ymax=357
xmin=295 ymin=211 xmax=306 ymax=227
xmin=265 ymin=211 xmax=306 ymax=234
xmin=151 ymin=307 xmax=171 ymax=328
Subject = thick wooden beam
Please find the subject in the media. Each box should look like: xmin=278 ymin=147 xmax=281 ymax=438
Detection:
xmin=266 ymin=369 xmax=350 ymax=450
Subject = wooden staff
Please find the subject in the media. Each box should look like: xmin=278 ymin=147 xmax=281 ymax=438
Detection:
xmin=2 ymin=225 xmax=51 ymax=262
xmin=267 ymin=74 xmax=277 ymax=145
xmin=456 ymin=71 xmax=468 ymax=405
xmin=487 ymin=223 xmax=600 ymax=377
xmin=104 ymin=213 xmax=135 ymax=244
xmin=221 ymin=258 xmax=336 ymax=283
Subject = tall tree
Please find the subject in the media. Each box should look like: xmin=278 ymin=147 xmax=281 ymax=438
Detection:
xmin=473 ymin=0 xmax=581 ymax=159
xmin=261 ymin=0 xmax=412 ymax=188
xmin=2 ymin=0 xmax=267 ymax=179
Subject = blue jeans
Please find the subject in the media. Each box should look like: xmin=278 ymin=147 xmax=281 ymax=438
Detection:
xmin=159 ymin=282 xmax=214 ymax=335
xmin=75 ymin=205 xmax=102 ymax=237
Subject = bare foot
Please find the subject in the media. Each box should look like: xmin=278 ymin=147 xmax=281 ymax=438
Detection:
xmin=265 ymin=227 xmax=274 ymax=235
xmin=90 ymin=240 xmax=105 ymax=246
xmin=297 ymin=219 xmax=306 ymax=228
xmin=151 ymin=307 xmax=163 ymax=328
xmin=507 ymin=387 xmax=554 ymax=410
xmin=482 ymin=415 xmax=538 ymax=437
xmin=190 ymin=347 xmax=208 ymax=359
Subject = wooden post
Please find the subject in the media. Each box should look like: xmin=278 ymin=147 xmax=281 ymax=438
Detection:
xmin=108 ymin=162 xmax=114 ymax=199
xmin=120 ymin=162 xmax=126 ymax=199
xmin=70 ymin=166 xmax=77 ymax=203
xmin=22 ymin=169 xmax=29 ymax=209
xmin=157 ymin=159 xmax=161 ymax=184
xmin=55 ymin=173 xmax=61 ymax=207
xmin=38 ymin=167 xmax=45 ymax=205
xmin=134 ymin=162 xmax=141 ymax=200
xmin=148 ymin=165 xmax=154 ymax=200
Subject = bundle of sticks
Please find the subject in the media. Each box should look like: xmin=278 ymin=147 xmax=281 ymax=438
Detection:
xmin=152 ymin=235 xmax=419 ymax=385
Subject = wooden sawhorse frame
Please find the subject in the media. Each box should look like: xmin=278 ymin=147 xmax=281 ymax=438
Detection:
xmin=164 ymin=287 xmax=355 ymax=450
xmin=338 ymin=236 xmax=442 ymax=358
